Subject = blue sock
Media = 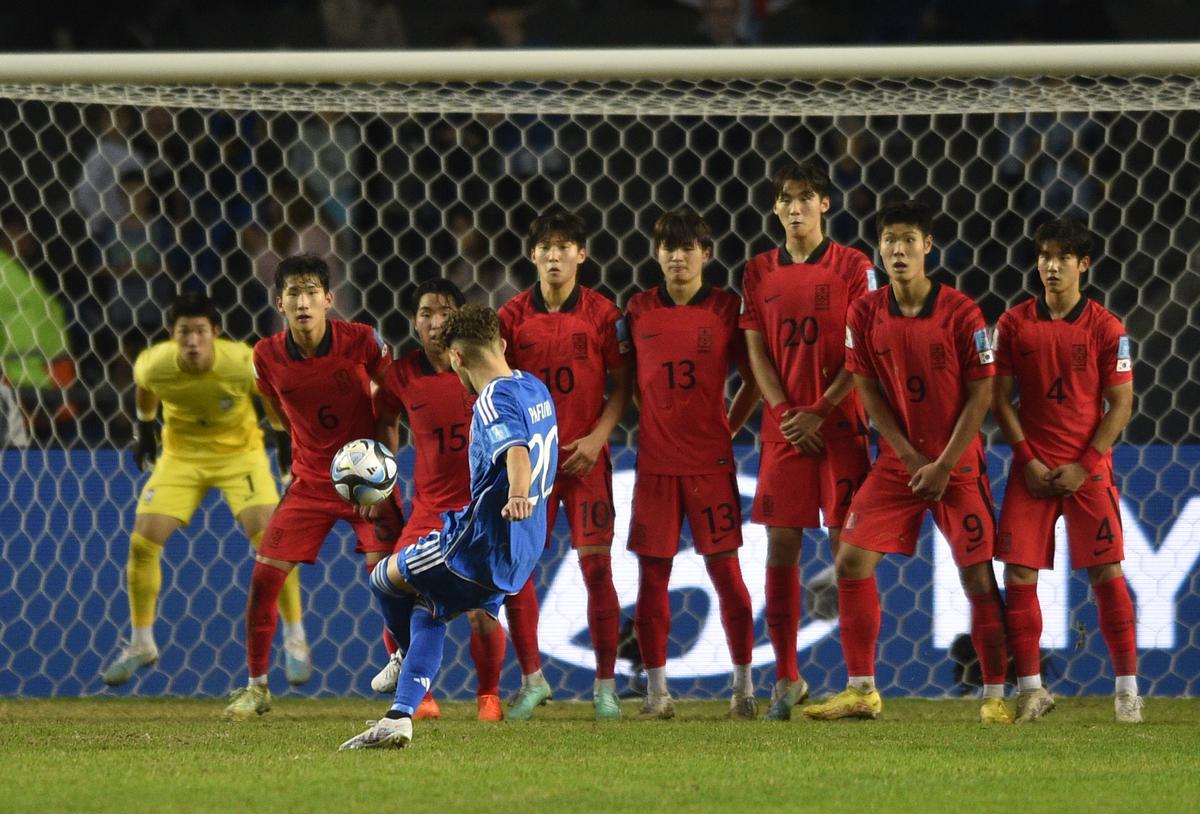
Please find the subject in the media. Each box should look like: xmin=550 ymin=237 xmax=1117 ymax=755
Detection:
xmin=370 ymin=556 xmax=415 ymax=653
xmin=390 ymin=606 xmax=446 ymax=716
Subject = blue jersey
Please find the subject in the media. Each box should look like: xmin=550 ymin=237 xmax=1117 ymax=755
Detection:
xmin=437 ymin=370 xmax=558 ymax=594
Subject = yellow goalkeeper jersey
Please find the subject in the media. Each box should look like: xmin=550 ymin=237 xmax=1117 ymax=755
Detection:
xmin=133 ymin=338 xmax=265 ymax=459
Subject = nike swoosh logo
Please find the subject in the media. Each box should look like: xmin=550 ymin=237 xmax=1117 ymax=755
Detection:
xmin=640 ymin=333 xmax=661 ymax=340
xmin=873 ymin=349 xmax=891 ymax=357
xmin=764 ymin=294 xmax=783 ymax=303
xmin=280 ymin=387 xmax=300 ymax=394
xmin=966 ymin=539 xmax=986 ymax=552
xmin=410 ymin=402 xmax=428 ymax=411
xmin=1092 ymin=546 xmax=1112 ymax=557
xmin=711 ymin=535 xmax=728 ymax=546
xmin=1020 ymin=349 xmax=1036 ymax=357
xmin=519 ymin=342 xmax=536 ymax=350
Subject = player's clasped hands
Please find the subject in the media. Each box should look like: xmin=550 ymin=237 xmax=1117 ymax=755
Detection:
xmin=560 ymin=432 xmax=604 ymax=476
xmin=908 ymin=459 xmax=952 ymax=501
xmin=780 ymin=408 xmax=824 ymax=455
xmin=502 ymin=495 xmax=533 ymax=520
xmin=1023 ymin=459 xmax=1086 ymax=497
xmin=1023 ymin=459 xmax=1059 ymax=498
xmin=1044 ymin=462 xmax=1088 ymax=495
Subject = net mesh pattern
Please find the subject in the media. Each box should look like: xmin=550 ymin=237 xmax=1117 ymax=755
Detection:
xmin=0 ymin=71 xmax=1197 ymax=700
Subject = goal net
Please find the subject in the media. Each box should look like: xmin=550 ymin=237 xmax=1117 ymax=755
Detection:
xmin=1 ymin=48 xmax=1197 ymax=700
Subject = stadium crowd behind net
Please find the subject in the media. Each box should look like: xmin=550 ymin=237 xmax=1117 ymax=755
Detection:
xmin=0 ymin=45 xmax=1198 ymax=701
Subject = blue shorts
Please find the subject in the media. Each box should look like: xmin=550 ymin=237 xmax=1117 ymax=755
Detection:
xmin=396 ymin=530 xmax=505 ymax=621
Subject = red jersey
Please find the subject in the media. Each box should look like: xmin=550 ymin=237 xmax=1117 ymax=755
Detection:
xmin=739 ymin=239 xmax=875 ymax=442
xmin=845 ymin=280 xmax=994 ymax=475
xmin=626 ymin=284 xmax=742 ymax=476
xmin=375 ymin=349 xmax=474 ymax=511
xmin=498 ymin=283 xmax=630 ymax=451
xmin=253 ymin=320 xmax=390 ymax=484
xmin=994 ymin=295 xmax=1132 ymax=467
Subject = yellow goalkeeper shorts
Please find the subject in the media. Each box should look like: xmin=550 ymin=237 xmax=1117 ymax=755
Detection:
xmin=135 ymin=449 xmax=279 ymax=525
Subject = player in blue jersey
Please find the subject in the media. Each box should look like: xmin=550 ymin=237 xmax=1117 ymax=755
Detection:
xmin=339 ymin=304 xmax=558 ymax=750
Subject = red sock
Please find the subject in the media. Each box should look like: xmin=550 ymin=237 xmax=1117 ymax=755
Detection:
xmin=246 ymin=561 xmax=289 ymax=678
xmin=1095 ymin=575 xmax=1137 ymax=676
xmin=470 ymin=622 xmax=506 ymax=697
xmin=579 ymin=554 xmax=620 ymax=680
xmin=766 ymin=564 xmax=801 ymax=681
xmin=1004 ymin=583 xmax=1042 ymax=679
xmin=706 ymin=555 xmax=754 ymax=666
xmin=635 ymin=556 xmax=672 ymax=669
xmin=838 ymin=575 xmax=880 ymax=678
xmin=504 ymin=575 xmax=542 ymax=674
xmin=968 ymin=590 xmax=1009 ymax=686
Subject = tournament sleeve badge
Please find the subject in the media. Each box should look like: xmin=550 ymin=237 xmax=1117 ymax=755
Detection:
xmin=487 ymin=423 xmax=513 ymax=444
xmin=615 ymin=316 xmax=632 ymax=355
xmin=973 ymin=328 xmax=995 ymax=365
xmin=1116 ymin=335 xmax=1132 ymax=372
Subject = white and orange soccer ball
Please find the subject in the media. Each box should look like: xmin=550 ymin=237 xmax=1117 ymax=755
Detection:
xmin=330 ymin=438 xmax=398 ymax=506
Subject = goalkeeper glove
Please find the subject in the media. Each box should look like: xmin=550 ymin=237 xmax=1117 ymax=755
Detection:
xmin=133 ymin=420 xmax=158 ymax=471
xmin=275 ymin=431 xmax=292 ymax=477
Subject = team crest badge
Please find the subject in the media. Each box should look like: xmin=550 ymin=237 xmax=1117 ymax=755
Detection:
xmin=930 ymin=343 xmax=947 ymax=370
xmin=572 ymin=332 xmax=588 ymax=360
xmin=815 ymin=284 xmax=831 ymax=311
xmin=698 ymin=327 xmax=713 ymax=353
xmin=1072 ymin=344 xmax=1088 ymax=371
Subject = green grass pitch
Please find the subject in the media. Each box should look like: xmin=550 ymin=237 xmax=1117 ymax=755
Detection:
xmin=2 ymin=697 xmax=1197 ymax=813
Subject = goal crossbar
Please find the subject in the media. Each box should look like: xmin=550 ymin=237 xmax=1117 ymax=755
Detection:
xmin=2 ymin=43 xmax=1200 ymax=84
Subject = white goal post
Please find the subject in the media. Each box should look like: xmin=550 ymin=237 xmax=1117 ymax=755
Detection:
xmin=3 ymin=43 xmax=1200 ymax=82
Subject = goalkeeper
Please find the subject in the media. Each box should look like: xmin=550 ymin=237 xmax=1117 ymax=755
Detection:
xmin=100 ymin=291 xmax=310 ymax=688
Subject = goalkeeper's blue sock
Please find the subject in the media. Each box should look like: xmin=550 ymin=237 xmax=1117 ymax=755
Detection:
xmin=369 ymin=556 xmax=415 ymax=652
xmin=389 ymin=606 xmax=446 ymax=716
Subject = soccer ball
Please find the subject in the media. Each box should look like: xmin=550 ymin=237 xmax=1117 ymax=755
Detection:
xmin=330 ymin=439 xmax=398 ymax=506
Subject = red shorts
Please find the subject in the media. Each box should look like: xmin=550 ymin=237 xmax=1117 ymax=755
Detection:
xmin=628 ymin=471 xmax=743 ymax=558
xmin=546 ymin=450 xmax=614 ymax=549
xmin=259 ymin=475 xmax=395 ymax=564
xmin=751 ymin=435 xmax=870 ymax=529
xmin=996 ymin=465 xmax=1124 ymax=570
xmin=841 ymin=465 xmax=997 ymax=568
xmin=394 ymin=499 xmax=446 ymax=552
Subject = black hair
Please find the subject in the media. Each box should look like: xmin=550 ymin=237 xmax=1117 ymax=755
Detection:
xmin=876 ymin=200 xmax=934 ymax=238
xmin=772 ymin=159 xmax=832 ymax=202
xmin=274 ymin=253 xmax=330 ymax=295
xmin=166 ymin=289 xmax=220 ymax=330
xmin=528 ymin=210 xmax=588 ymax=251
xmin=408 ymin=278 xmax=467 ymax=315
xmin=1034 ymin=217 xmax=1094 ymax=260
xmin=653 ymin=207 xmax=714 ymax=254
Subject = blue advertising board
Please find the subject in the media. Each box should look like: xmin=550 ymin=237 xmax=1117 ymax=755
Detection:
xmin=1 ymin=445 xmax=1197 ymax=698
